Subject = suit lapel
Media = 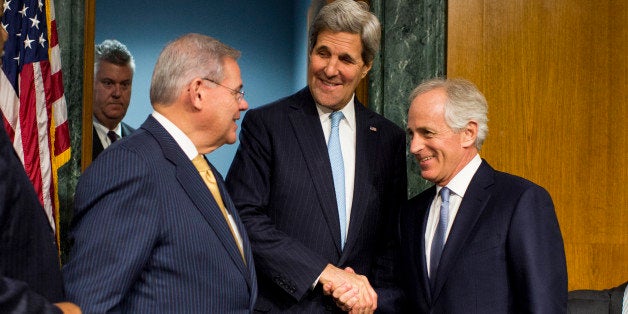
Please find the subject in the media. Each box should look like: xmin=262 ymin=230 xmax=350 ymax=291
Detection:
xmin=93 ymin=122 xmax=134 ymax=160
xmin=92 ymin=126 xmax=104 ymax=158
xmin=287 ymin=88 xmax=344 ymax=254
xmin=413 ymin=188 xmax=436 ymax=305
xmin=398 ymin=186 xmax=436 ymax=304
xmin=142 ymin=117 xmax=252 ymax=282
xmin=212 ymin=166 xmax=256 ymax=287
xmin=120 ymin=122 xmax=134 ymax=137
xmin=431 ymin=161 xmax=495 ymax=300
xmin=341 ymin=102 xmax=374 ymax=257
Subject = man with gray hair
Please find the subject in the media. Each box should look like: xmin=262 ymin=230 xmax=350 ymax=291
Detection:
xmin=399 ymin=77 xmax=567 ymax=312
xmin=64 ymin=33 xmax=256 ymax=312
xmin=226 ymin=0 xmax=407 ymax=312
xmin=92 ymin=39 xmax=136 ymax=160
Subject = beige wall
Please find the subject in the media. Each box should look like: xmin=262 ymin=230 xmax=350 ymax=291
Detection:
xmin=447 ymin=0 xmax=627 ymax=290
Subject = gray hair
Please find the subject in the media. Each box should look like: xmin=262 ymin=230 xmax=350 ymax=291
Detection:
xmin=309 ymin=0 xmax=381 ymax=65
xmin=94 ymin=39 xmax=135 ymax=75
xmin=149 ymin=33 xmax=240 ymax=105
xmin=409 ymin=78 xmax=489 ymax=150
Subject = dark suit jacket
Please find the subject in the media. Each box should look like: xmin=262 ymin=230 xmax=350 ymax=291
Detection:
xmin=226 ymin=87 xmax=407 ymax=313
xmin=91 ymin=121 xmax=135 ymax=160
xmin=0 ymin=119 xmax=64 ymax=313
xmin=398 ymin=160 xmax=568 ymax=313
xmin=64 ymin=115 xmax=257 ymax=313
xmin=568 ymin=282 xmax=627 ymax=314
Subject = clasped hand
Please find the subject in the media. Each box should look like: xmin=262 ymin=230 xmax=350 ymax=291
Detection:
xmin=320 ymin=264 xmax=377 ymax=313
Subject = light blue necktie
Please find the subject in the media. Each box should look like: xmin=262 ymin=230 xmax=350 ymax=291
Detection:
xmin=430 ymin=187 xmax=450 ymax=286
xmin=328 ymin=111 xmax=346 ymax=249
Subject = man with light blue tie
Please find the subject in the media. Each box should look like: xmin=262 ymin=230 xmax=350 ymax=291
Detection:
xmin=400 ymin=78 xmax=568 ymax=312
xmin=226 ymin=1 xmax=407 ymax=312
xmin=328 ymin=111 xmax=347 ymax=249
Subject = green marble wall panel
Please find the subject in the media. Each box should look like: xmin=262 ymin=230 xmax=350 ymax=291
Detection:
xmin=369 ymin=0 xmax=446 ymax=198
xmin=55 ymin=0 xmax=84 ymax=260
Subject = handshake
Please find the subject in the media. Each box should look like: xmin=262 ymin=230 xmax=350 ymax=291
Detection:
xmin=319 ymin=264 xmax=378 ymax=314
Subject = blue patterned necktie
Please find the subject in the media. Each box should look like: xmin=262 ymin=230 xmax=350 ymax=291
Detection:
xmin=328 ymin=111 xmax=346 ymax=249
xmin=430 ymin=187 xmax=450 ymax=286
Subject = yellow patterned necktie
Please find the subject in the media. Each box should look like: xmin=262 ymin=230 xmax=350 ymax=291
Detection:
xmin=192 ymin=154 xmax=245 ymax=262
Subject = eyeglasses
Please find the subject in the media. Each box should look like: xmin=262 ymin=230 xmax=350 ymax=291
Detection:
xmin=202 ymin=78 xmax=245 ymax=102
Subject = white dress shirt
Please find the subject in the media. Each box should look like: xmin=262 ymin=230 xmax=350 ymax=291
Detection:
xmin=93 ymin=117 xmax=121 ymax=149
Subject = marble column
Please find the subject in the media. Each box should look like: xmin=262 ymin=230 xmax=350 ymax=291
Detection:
xmin=55 ymin=0 xmax=84 ymax=261
xmin=369 ymin=0 xmax=446 ymax=197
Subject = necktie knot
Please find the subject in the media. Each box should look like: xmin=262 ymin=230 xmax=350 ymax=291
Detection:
xmin=330 ymin=111 xmax=344 ymax=128
xmin=192 ymin=154 xmax=211 ymax=172
xmin=107 ymin=130 xmax=119 ymax=143
xmin=440 ymin=186 xmax=450 ymax=203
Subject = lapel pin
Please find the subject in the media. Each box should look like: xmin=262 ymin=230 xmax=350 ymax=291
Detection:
xmin=369 ymin=126 xmax=377 ymax=132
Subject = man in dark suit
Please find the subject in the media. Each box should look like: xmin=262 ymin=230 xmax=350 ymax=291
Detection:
xmin=0 ymin=114 xmax=81 ymax=314
xmin=91 ymin=39 xmax=135 ymax=160
xmin=63 ymin=33 xmax=256 ymax=312
xmin=0 ymin=5 xmax=79 ymax=312
xmin=226 ymin=1 xmax=407 ymax=312
xmin=400 ymin=78 xmax=568 ymax=312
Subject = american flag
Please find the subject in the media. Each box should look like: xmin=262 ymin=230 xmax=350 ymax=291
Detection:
xmin=1 ymin=0 xmax=71 ymax=237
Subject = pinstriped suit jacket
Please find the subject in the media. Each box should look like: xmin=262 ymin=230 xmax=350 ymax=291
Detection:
xmin=226 ymin=87 xmax=407 ymax=313
xmin=64 ymin=115 xmax=257 ymax=313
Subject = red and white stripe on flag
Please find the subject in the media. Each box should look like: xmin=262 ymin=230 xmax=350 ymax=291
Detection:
xmin=1 ymin=0 xmax=71 ymax=236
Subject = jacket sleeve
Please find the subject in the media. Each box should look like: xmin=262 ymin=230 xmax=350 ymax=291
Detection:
xmin=63 ymin=148 xmax=161 ymax=312
xmin=226 ymin=110 xmax=329 ymax=301
xmin=0 ymin=277 xmax=62 ymax=314
xmin=507 ymin=184 xmax=568 ymax=312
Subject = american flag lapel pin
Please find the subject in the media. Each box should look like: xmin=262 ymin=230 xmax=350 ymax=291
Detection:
xmin=369 ymin=126 xmax=377 ymax=132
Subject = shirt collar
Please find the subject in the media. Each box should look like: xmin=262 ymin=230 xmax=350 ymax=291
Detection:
xmin=93 ymin=116 xmax=121 ymax=136
xmin=315 ymin=94 xmax=356 ymax=131
xmin=151 ymin=111 xmax=199 ymax=160
xmin=438 ymin=154 xmax=482 ymax=198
